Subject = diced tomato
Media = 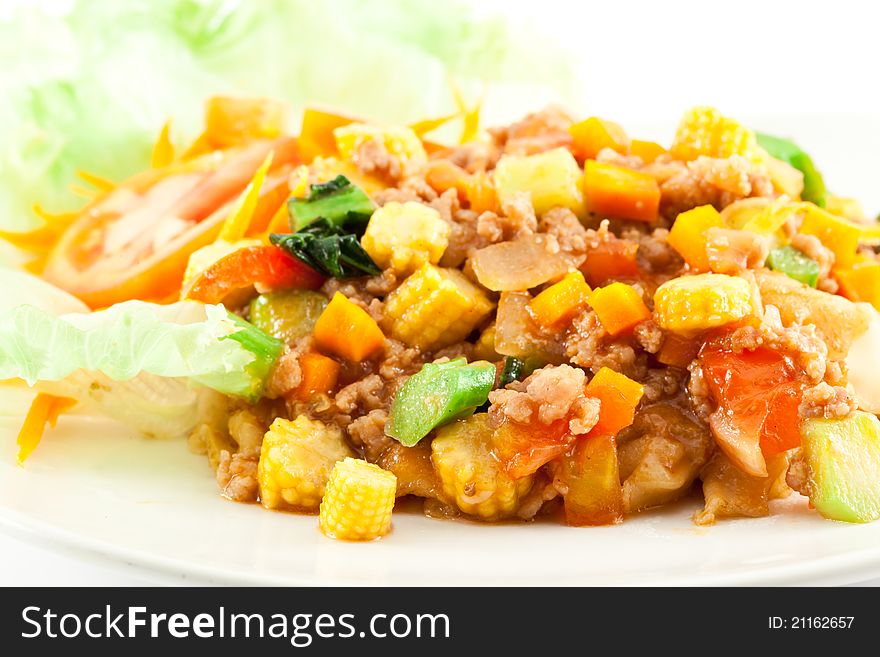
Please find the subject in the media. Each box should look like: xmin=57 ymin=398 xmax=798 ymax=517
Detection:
xmin=492 ymin=418 xmax=573 ymax=480
xmin=700 ymin=344 xmax=807 ymax=457
xmin=184 ymin=245 xmax=324 ymax=304
xmin=581 ymin=236 xmax=639 ymax=287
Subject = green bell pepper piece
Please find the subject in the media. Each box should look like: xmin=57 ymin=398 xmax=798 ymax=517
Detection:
xmin=287 ymin=175 xmax=375 ymax=231
xmin=756 ymin=132 xmax=827 ymax=207
xmin=766 ymin=245 xmax=820 ymax=288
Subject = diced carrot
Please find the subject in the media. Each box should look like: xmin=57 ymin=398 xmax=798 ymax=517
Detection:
xmin=834 ymin=257 xmax=880 ymax=311
xmin=799 ymin=204 xmax=862 ymax=268
xmin=16 ymin=393 xmax=77 ymax=464
xmin=529 ymin=271 xmax=591 ymax=329
xmin=462 ymin=171 xmax=498 ymax=214
xmin=583 ymin=160 xmax=660 ymax=223
xmin=666 ymin=204 xmax=724 ymax=272
xmin=586 ymin=367 xmax=645 ymax=438
xmin=204 ymin=96 xmax=285 ymax=149
xmin=295 ymin=352 xmax=342 ymax=399
xmin=569 ymin=117 xmax=630 ymax=160
xmin=588 ymin=282 xmax=651 ymax=336
xmin=424 ymin=160 xmax=469 ymax=202
xmin=581 ymin=236 xmax=639 ymax=286
xmin=298 ymin=107 xmax=358 ymax=162
xmin=629 ymin=139 xmax=666 ymax=163
xmin=656 ymin=332 xmax=700 ymax=368
xmin=313 ymin=292 xmax=385 ymax=362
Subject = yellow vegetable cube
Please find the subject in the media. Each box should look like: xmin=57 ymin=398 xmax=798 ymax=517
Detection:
xmin=529 ymin=270 xmax=592 ymax=329
xmin=319 ymin=457 xmax=397 ymax=541
xmin=667 ymin=205 xmax=725 ymax=272
xmin=493 ymin=147 xmax=585 ymax=216
xmin=333 ymin=123 xmax=426 ymax=166
xmin=653 ymin=273 xmax=755 ymax=334
xmin=361 ymin=201 xmax=450 ymax=275
xmin=799 ymin=203 xmax=863 ymax=268
xmin=382 ymin=264 xmax=494 ymax=351
xmin=431 ymin=414 xmax=533 ymax=520
xmin=670 ymin=106 xmax=760 ymax=162
xmin=257 ymin=416 xmax=354 ymax=511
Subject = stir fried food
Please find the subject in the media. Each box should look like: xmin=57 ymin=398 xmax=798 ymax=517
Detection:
xmin=4 ymin=97 xmax=880 ymax=541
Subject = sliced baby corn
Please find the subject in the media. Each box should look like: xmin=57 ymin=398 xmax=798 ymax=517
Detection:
xmin=653 ymin=273 xmax=755 ymax=334
xmin=319 ymin=457 xmax=397 ymax=541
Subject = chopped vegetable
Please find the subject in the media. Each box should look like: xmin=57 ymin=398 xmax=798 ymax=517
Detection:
xmin=586 ymin=367 xmax=645 ymax=438
xmin=298 ymin=107 xmax=357 ymax=162
xmin=629 ymin=139 xmax=666 ymax=163
xmin=766 ymin=245 xmax=820 ymax=288
xmin=319 ymin=457 xmax=397 ymax=541
xmin=568 ymin=117 xmax=630 ymax=160
xmin=656 ymin=332 xmax=700 ymax=369
xmin=667 ymin=205 xmax=725 ymax=272
xmin=334 ymin=123 xmax=427 ymax=166
xmin=16 ymin=393 xmax=77 ymax=464
xmin=493 ymin=148 xmax=585 ymax=216
xmin=583 ymin=160 xmax=660 ymax=223
xmin=670 ymin=106 xmax=759 ymax=162
xmin=470 ymin=234 xmax=576 ymax=292
xmin=431 ymin=414 xmax=534 ymax=520
xmin=494 ymin=292 xmax=564 ymax=364
xmin=295 ymin=352 xmax=341 ymax=400
xmin=701 ymin=344 xmax=806 ymax=474
xmin=529 ymin=271 xmax=591 ymax=329
xmin=581 ymin=235 xmax=639 ymax=286
xmin=492 ymin=417 xmax=573 ymax=479
xmin=653 ymin=273 xmax=754 ymax=334
xmin=386 ymin=358 xmax=495 ymax=447
xmin=313 ymin=292 xmax=385 ymax=362
xmin=756 ymin=132 xmax=826 ymax=207
xmin=271 ymin=219 xmax=381 ymax=279
xmin=151 ymin=120 xmax=175 ymax=169
xmin=184 ymin=244 xmax=324 ymax=304
xmin=800 ymin=411 xmax=880 ymax=523
xmin=219 ymin=314 xmax=285 ymax=402
xmin=257 ymin=416 xmax=354 ymax=511
xmin=217 ymin=152 xmax=274 ymax=241
xmin=461 ymin=171 xmax=499 ymax=214
xmin=203 ymin=96 xmax=285 ymax=149
xmin=361 ymin=201 xmax=450 ymax=275
xmin=799 ymin=204 xmax=862 ymax=268
xmin=835 ymin=257 xmax=880 ymax=311
xmin=560 ymin=436 xmax=624 ymax=526
xmin=382 ymin=264 xmax=494 ymax=351
xmin=248 ymin=290 xmax=328 ymax=343
xmin=588 ymin=282 xmax=651 ymax=336
xmin=475 ymin=356 xmax=527 ymax=413
xmin=287 ymin=175 xmax=376 ymax=232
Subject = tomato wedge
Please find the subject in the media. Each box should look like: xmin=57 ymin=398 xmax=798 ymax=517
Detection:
xmin=43 ymin=137 xmax=298 ymax=308
xmin=700 ymin=344 xmax=807 ymax=469
xmin=184 ymin=245 xmax=324 ymax=305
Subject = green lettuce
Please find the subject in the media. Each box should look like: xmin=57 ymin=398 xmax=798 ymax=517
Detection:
xmin=0 ymin=0 xmax=576 ymax=233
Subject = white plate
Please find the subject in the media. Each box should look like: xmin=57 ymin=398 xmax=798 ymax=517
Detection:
xmin=1 ymin=115 xmax=880 ymax=586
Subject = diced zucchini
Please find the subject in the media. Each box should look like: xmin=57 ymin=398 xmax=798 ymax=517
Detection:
xmin=249 ymin=290 xmax=328 ymax=343
xmin=493 ymin=148 xmax=585 ymax=216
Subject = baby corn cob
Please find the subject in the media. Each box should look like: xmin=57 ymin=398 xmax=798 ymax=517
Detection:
xmin=361 ymin=201 xmax=450 ymax=275
xmin=653 ymin=273 xmax=755 ymax=334
xmin=257 ymin=416 xmax=354 ymax=511
xmin=319 ymin=457 xmax=397 ymax=541
xmin=670 ymin=106 xmax=760 ymax=162
xmin=382 ymin=264 xmax=494 ymax=351
xmin=431 ymin=414 xmax=533 ymax=520
xmin=333 ymin=123 xmax=427 ymax=165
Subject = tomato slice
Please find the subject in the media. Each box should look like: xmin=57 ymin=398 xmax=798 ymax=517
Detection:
xmin=700 ymin=344 xmax=807 ymax=461
xmin=184 ymin=245 xmax=324 ymax=305
xmin=43 ymin=137 xmax=298 ymax=308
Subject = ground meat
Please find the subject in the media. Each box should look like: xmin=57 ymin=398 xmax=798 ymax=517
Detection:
xmin=442 ymin=140 xmax=500 ymax=173
xmin=491 ymin=106 xmax=574 ymax=156
xmin=378 ymin=339 xmax=424 ymax=382
xmin=353 ymin=138 xmax=402 ymax=184
xmin=785 ymin=449 xmax=811 ymax=497
xmin=216 ymin=451 xmax=259 ymax=503
xmin=798 ymin=382 xmax=856 ymax=419
xmin=476 ymin=191 xmax=537 ymax=243
xmin=265 ymin=340 xmax=307 ymax=399
xmin=648 ymin=155 xmax=774 ymax=220
xmin=564 ymin=309 xmax=647 ymax=379
xmin=634 ymin=319 xmax=663 ymax=354
xmin=334 ymin=374 xmax=387 ymax=416
xmin=641 ymin=367 xmax=686 ymax=403
xmin=488 ymin=364 xmax=600 ymax=435
xmin=320 ymin=275 xmax=390 ymax=321
xmin=540 ymin=207 xmax=588 ymax=255
xmin=514 ymin=473 xmax=562 ymax=520
xmin=704 ymin=227 xmax=771 ymax=274
xmin=227 ymin=409 xmax=265 ymax=456
xmin=721 ymin=305 xmax=829 ymax=382
xmin=596 ymin=148 xmax=644 ymax=170
xmin=686 ymin=359 xmax=713 ymax=422
xmin=348 ymin=409 xmax=392 ymax=461
xmin=432 ymin=188 xmax=488 ymax=267
xmin=372 ymin=175 xmax=438 ymax=206
xmin=624 ymin=227 xmax=683 ymax=277
xmin=790 ymin=232 xmax=838 ymax=293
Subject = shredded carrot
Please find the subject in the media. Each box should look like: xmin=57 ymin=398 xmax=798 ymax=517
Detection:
xmin=588 ymin=282 xmax=651 ymax=336
xmin=218 ymin=152 xmax=274 ymax=242
xmin=584 ymin=160 xmax=660 ymax=223
xmin=296 ymin=352 xmax=342 ymax=399
xmin=16 ymin=394 xmax=77 ymax=464
xmin=313 ymin=292 xmax=385 ymax=362
xmin=151 ymin=120 xmax=175 ymax=168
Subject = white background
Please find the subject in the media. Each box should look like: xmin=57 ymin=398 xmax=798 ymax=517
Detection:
xmin=1 ymin=0 xmax=879 ymax=585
